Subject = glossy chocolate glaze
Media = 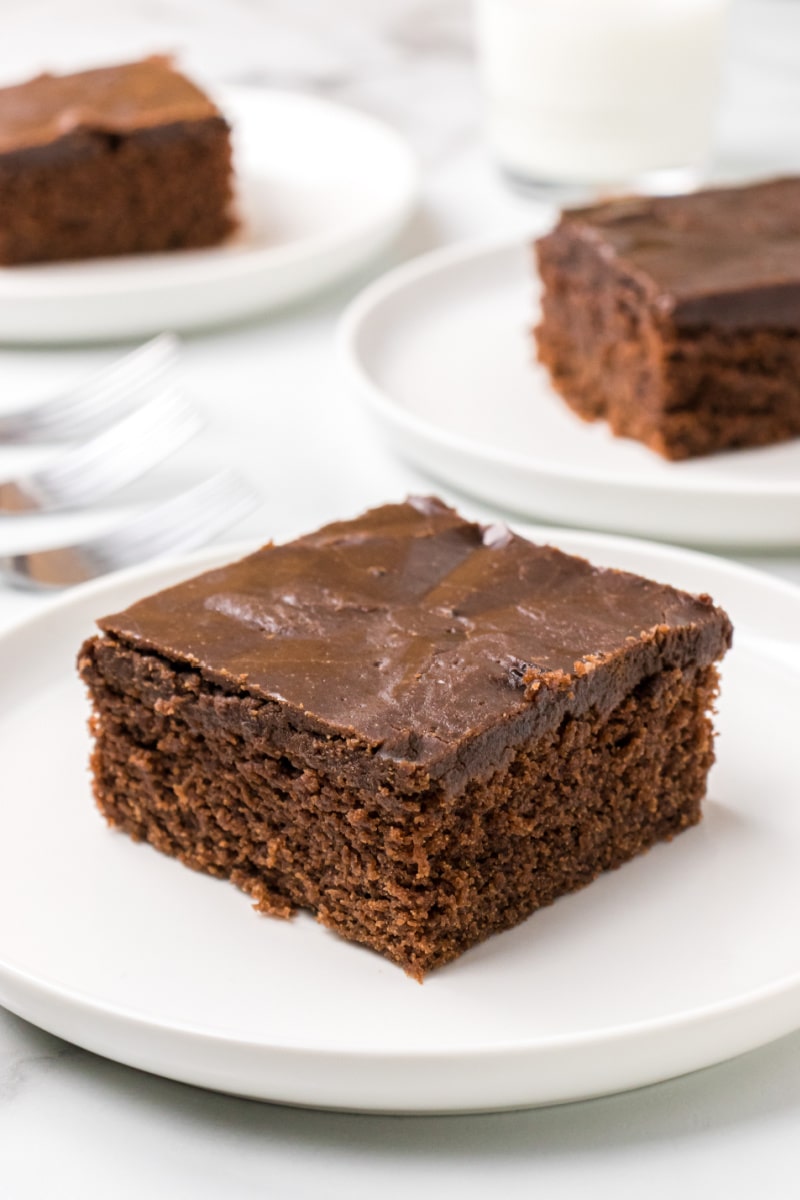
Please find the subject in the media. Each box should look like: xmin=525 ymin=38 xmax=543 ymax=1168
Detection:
xmin=0 ymin=57 xmax=221 ymax=156
xmin=562 ymin=177 xmax=800 ymax=330
xmin=96 ymin=499 xmax=732 ymax=776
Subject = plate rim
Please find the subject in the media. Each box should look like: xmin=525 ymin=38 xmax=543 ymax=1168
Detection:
xmin=1 ymin=529 xmax=800 ymax=1070
xmin=2 ymin=932 xmax=799 ymax=1060
xmin=338 ymin=233 xmax=800 ymax=500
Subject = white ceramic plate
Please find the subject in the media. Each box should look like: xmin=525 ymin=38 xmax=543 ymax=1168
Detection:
xmin=1 ymin=530 xmax=800 ymax=1113
xmin=339 ymin=237 xmax=800 ymax=547
xmin=0 ymin=87 xmax=418 ymax=343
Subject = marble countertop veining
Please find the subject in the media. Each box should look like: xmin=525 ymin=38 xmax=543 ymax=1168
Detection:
xmin=1 ymin=2 xmax=800 ymax=1196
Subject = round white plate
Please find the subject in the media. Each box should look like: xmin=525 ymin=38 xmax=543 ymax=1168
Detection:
xmin=340 ymin=237 xmax=800 ymax=547
xmin=1 ymin=530 xmax=799 ymax=1113
xmin=0 ymin=87 xmax=418 ymax=343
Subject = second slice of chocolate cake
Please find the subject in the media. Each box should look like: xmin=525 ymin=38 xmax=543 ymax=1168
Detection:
xmin=78 ymin=499 xmax=732 ymax=979
xmin=0 ymin=57 xmax=235 ymax=265
xmin=535 ymin=177 xmax=800 ymax=459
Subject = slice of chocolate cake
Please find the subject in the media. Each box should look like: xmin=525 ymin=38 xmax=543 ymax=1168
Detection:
xmin=77 ymin=498 xmax=732 ymax=979
xmin=535 ymin=177 xmax=800 ymax=459
xmin=0 ymin=57 xmax=235 ymax=265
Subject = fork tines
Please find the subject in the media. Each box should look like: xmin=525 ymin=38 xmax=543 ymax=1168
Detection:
xmin=0 ymin=387 xmax=204 ymax=514
xmin=0 ymin=471 xmax=259 ymax=589
xmin=0 ymin=334 xmax=178 ymax=444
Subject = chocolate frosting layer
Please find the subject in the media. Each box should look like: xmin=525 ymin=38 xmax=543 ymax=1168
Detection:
xmin=0 ymin=57 xmax=221 ymax=155
xmin=563 ymin=178 xmax=800 ymax=330
xmin=97 ymin=499 xmax=732 ymax=778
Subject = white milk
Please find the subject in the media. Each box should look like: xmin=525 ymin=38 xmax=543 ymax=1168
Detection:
xmin=474 ymin=0 xmax=729 ymax=186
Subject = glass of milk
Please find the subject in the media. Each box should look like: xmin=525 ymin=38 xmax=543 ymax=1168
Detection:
xmin=474 ymin=0 xmax=730 ymax=192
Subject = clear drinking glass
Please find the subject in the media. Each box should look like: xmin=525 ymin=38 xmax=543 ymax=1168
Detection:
xmin=474 ymin=0 xmax=730 ymax=195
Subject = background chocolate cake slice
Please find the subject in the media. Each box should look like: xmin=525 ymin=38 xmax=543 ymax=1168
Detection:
xmin=0 ymin=56 xmax=235 ymax=265
xmin=535 ymin=177 xmax=800 ymax=460
xmin=78 ymin=498 xmax=732 ymax=979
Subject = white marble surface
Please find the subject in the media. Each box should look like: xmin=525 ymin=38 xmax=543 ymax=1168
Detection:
xmin=1 ymin=2 xmax=800 ymax=1194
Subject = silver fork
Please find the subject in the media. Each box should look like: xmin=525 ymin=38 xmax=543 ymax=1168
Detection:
xmin=0 ymin=334 xmax=179 ymax=444
xmin=0 ymin=388 xmax=203 ymax=513
xmin=0 ymin=471 xmax=260 ymax=589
